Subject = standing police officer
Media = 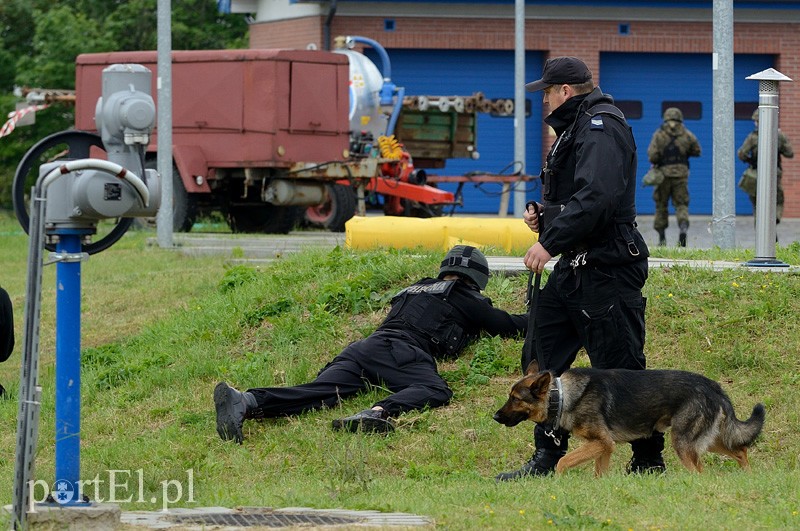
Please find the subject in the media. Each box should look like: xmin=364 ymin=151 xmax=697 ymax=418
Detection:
xmin=496 ymin=57 xmax=665 ymax=480
xmin=647 ymin=107 xmax=702 ymax=246
xmin=215 ymin=245 xmax=527 ymax=444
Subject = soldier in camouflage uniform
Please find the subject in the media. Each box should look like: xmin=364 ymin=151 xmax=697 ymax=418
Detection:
xmin=647 ymin=107 xmax=702 ymax=246
xmin=737 ymin=109 xmax=794 ymax=223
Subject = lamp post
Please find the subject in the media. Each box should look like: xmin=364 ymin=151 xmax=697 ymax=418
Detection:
xmin=744 ymin=68 xmax=792 ymax=268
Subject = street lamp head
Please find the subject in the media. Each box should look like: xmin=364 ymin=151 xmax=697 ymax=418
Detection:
xmin=746 ymin=68 xmax=793 ymax=83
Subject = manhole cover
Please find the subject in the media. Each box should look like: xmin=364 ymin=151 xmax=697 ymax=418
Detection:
xmin=170 ymin=511 xmax=362 ymax=527
xmin=121 ymin=506 xmax=434 ymax=529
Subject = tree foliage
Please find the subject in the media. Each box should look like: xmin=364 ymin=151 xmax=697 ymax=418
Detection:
xmin=0 ymin=0 xmax=250 ymax=209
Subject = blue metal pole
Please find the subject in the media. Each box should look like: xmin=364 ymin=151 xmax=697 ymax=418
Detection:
xmin=54 ymin=232 xmax=83 ymax=504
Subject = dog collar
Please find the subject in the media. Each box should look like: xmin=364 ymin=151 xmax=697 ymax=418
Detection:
xmin=546 ymin=377 xmax=563 ymax=429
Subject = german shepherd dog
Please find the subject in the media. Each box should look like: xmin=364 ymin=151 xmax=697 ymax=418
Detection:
xmin=494 ymin=362 xmax=765 ymax=476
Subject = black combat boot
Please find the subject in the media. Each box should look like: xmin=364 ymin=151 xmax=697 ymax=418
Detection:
xmin=332 ymin=408 xmax=396 ymax=433
xmin=627 ymin=432 xmax=667 ymax=474
xmin=678 ymin=221 xmax=689 ymax=247
xmin=495 ymin=425 xmax=570 ymax=481
xmin=657 ymin=229 xmax=666 ymax=246
xmin=214 ymin=382 xmax=259 ymax=444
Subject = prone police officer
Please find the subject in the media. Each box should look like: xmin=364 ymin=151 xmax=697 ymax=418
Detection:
xmin=215 ymin=245 xmax=527 ymax=443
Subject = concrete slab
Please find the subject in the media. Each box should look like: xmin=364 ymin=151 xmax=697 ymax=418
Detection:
xmin=4 ymin=502 xmax=121 ymax=531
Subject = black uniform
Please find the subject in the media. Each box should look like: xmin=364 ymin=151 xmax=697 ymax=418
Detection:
xmin=535 ymin=87 xmax=649 ymax=375
xmin=0 ymin=287 xmax=12 ymax=363
xmin=1 ymin=286 xmax=14 ymax=398
xmin=529 ymin=87 xmax=662 ymax=465
xmin=246 ymin=277 xmax=526 ymax=417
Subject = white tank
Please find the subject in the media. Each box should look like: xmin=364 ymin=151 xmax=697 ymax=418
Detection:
xmin=334 ymin=48 xmax=387 ymax=140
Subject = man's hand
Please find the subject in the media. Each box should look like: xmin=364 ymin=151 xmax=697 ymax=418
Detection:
xmin=524 ymin=242 xmax=552 ymax=274
xmin=523 ymin=201 xmax=542 ymax=233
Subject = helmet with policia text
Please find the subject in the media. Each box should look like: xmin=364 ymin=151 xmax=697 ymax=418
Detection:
xmin=438 ymin=245 xmax=490 ymax=290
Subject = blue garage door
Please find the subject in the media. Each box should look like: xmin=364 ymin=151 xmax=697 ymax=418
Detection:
xmin=366 ymin=49 xmax=544 ymax=214
xmin=599 ymin=52 xmax=773 ymax=215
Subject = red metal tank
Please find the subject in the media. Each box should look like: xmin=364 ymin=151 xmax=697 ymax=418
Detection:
xmin=75 ymin=49 xmax=351 ymax=195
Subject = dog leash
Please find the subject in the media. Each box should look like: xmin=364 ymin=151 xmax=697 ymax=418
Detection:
xmin=520 ymin=201 xmax=543 ymax=373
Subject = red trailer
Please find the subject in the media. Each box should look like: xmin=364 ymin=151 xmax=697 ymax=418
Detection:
xmin=73 ymin=48 xmax=454 ymax=233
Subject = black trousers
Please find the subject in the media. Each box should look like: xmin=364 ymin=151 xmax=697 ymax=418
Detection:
xmin=535 ymin=258 xmax=648 ymax=375
xmin=533 ymin=258 xmax=664 ymax=459
xmin=247 ymin=329 xmax=453 ymax=417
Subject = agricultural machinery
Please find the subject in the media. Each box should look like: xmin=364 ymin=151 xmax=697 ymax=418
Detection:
xmin=12 ymin=36 xmax=518 ymax=234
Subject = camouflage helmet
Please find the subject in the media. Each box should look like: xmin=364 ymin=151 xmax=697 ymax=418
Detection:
xmin=663 ymin=107 xmax=683 ymax=122
xmin=752 ymin=109 xmax=759 ymax=121
xmin=438 ymin=245 xmax=490 ymax=290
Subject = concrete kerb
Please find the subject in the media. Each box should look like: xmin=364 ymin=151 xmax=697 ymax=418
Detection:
xmin=158 ymin=215 xmax=800 ymax=272
xmin=488 ymin=256 xmax=800 ymax=275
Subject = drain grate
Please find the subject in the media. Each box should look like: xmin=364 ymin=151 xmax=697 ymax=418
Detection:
xmin=169 ymin=511 xmax=363 ymax=527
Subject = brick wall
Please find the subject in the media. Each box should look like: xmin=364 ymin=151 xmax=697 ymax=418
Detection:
xmin=250 ymin=16 xmax=800 ymax=215
xmin=249 ymin=17 xmax=325 ymax=50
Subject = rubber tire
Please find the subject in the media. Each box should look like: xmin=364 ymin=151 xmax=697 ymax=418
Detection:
xmin=383 ymin=198 xmax=444 ymax=218
xmin=134 ymin=158 xmax=197 ymax=232
xmin=12 ymin=129 xmax=132 ymax=255
xmin=304 ymin=184 xmax=357 ymax=232
xmin=227 ymin=204 xmax=301 ymax=234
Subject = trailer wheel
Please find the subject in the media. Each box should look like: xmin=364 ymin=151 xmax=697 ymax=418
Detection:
xmin=134 ymin=159 xmax=197 ymax=232
xmin=402 ymin=200 xmax=444 ymax=218
xmin=304 ymin=184 xmax=356 ymax=232
xmin=12 ymin=129 xmax=133 ymax=255
xmin=383 ymin=198 xmax=444 ymax=218
xmin=227 ymin=204 xmax=301 ymax=234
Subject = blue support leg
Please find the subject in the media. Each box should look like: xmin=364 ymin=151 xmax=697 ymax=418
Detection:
xmin=53 ymin=233 xmax=84 ymax=504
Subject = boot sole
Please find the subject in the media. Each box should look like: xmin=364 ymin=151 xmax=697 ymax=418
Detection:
xmin=332 ymin=416 xmax=395 ymax=433
xmin=214 ymin=382 xmax=244 ymax=444
xmin=495 ymin=466 xmax=555 ymax=481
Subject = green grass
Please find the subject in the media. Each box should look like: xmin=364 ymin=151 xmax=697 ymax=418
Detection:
xmin=1 ymin=209 xmax=799 ymax=530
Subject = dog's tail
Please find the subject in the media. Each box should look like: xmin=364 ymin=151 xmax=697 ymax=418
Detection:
xmin=722 ymin=403 xmax=766 ymax=449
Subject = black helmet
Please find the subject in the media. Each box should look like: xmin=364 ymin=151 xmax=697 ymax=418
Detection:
xmin=438 ymin=245 xmax=490 ymax=290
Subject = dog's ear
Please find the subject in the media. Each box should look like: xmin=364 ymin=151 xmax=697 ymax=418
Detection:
xmin=524 ymin=360 xmax=540 ymax=375
xmin=528 ymin=371 xmax=552 ymax=398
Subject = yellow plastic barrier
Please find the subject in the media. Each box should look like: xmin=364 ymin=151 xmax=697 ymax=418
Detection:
xmin=344 ymin=215 xmax=537 ymax=253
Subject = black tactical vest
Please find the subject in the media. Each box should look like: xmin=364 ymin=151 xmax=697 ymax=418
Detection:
xmin=661 ymin=136 xmax=689 ymax=167
xmin=382 ymin=278 xmax=479 ymax=358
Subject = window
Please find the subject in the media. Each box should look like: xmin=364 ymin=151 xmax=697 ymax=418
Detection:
xmin=615 ymin=100 xmax=643 ymax=119
xmin=661 ymin=101 xmax=702 ymax=120
xmin=735 ymin=102 xmax=758 ymax=120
